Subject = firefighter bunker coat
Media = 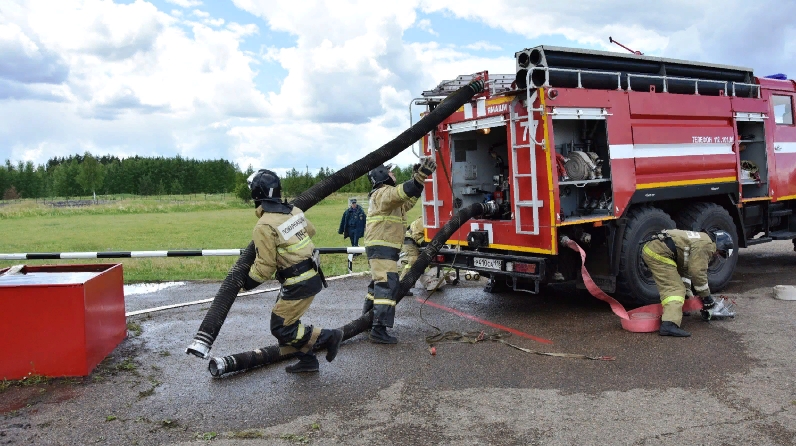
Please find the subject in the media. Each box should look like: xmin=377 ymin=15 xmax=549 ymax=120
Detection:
xmin=399 ymin=215 xmax=424 ymax=280
xmin=363 ymin=181 xmax=422 ymax=328
xmin=641 ymin=229 xmax=716 ymax=327
xmin=248 ymin=203 xmax=326 ymax=356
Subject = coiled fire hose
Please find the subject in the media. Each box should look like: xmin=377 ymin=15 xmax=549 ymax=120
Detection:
xmin=186 ymin=79 xmax=486 ymax=359
xmin=207 ymin=201 xmax=500 ymax=376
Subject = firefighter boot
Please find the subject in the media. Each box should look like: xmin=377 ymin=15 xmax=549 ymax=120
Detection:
xmin=659 ymin=321 xmax=691 ymax=337
xmin=316 ymin=328 xmax=343 ymax=362
xmin=369 ymin=326 xmax=398 ymax=344
xmin=285 ymin=352 xmax=319 ymax=373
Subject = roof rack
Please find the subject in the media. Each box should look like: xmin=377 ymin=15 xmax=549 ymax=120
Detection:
xmin=421 ymin=72 xmax=516 ymax=98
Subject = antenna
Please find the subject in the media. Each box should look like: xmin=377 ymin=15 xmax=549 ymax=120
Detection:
xmin=609 ymin=36 xmax=643 ymax=55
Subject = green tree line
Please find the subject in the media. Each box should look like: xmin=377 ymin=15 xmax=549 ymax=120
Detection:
xmin=1 ymin=153 xmax=417 ymax=201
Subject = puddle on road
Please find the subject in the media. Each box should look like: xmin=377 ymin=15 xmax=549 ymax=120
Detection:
xmin=124 ymin=282 xmax=185 ymax=296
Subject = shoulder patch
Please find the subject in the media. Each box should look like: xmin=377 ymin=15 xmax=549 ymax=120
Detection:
xmin=277 ymin=212 xmax=307 ymax=240
xmin=686 ymin=231 xmax=701 ymax=239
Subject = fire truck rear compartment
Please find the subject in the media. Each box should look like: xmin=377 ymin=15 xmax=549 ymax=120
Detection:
xmin=552 ymin=119 xmax=613 ymax=220
xmin=450 ymin=128 xmax=510 ymax=218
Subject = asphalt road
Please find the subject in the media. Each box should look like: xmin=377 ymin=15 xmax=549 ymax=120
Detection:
xmin=2 ymin=242 xmax=795 ymax=445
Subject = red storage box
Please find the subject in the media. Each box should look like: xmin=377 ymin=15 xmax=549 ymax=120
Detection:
xmin=0 ymin=264 xmax=126 ymax=380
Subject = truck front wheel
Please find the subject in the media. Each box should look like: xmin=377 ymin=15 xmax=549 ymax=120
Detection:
xmin=615 ymin=206 xmax=676 ymax=307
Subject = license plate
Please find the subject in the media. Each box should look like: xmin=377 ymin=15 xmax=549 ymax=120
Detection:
xmin=473 ymin=257 xmax=502 ymax=270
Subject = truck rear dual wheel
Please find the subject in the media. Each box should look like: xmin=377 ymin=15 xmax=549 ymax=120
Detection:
xmin=674 ymin=202 xmax=738 ymax=293
xmin=615 ymin=206 xmax=676 ymax=307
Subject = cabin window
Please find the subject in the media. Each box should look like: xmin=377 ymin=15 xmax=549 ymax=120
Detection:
xmin=772 ymin=95 xmax=794 ymax=125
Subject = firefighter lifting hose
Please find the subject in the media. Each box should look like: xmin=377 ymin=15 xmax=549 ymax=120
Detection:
xmin=186 ymin=78 xmax=485 ymax=359
xmin=208 ymin=201 xmax=500 ymax=377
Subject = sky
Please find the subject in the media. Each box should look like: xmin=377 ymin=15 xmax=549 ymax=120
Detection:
xmin=2 ymin=0 xmax=796 ymax=175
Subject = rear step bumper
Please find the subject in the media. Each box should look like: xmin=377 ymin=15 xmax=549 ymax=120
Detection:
xmin=429 ymin=249 xmax=547 ymax=293
xmin=769 ymin=231 xmax=796 ymax=240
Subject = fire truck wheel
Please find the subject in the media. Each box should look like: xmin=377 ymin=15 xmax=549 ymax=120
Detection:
xmin=616 ymin=206 xmax=677 ymax=307
xmin=674 ymin=202 xmax=738 ymax=293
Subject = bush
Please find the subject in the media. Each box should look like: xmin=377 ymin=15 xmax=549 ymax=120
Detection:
xmin=235 ymin=183 xmax=251 ymax=203
xmin=3 ymin=186 xmax=20 ymax=200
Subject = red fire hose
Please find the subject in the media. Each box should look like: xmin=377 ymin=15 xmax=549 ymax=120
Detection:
xmin=563 ymin=238 xmax=702 ymax=332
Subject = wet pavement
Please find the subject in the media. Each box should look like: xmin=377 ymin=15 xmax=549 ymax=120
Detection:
xmin=1 ymin=242 xmax=796 ymax=445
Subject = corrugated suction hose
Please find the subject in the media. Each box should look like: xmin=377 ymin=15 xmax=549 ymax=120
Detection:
xmin=208 ymin=201 xmax=499 ymax=376
xmin=186 ymin=79 xmax=486 ymax=359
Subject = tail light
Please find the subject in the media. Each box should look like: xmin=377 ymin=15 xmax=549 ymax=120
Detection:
xmin=513 ymin=262 xmax=537 ymax=274
xmin=435 ymin=254 xmax=445 ymax=262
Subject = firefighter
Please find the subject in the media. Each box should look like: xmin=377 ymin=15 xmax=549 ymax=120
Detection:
xmin=363 ymin=159 xmax=436 ymax=344
xmin=641 ymin=229 xmax=735 ymax=337
xmin=242 ymin=169 xmax=343 ymax=373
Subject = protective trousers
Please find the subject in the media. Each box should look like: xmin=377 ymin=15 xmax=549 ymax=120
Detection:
xmin=363 ymin=258 xmax=399 ymax=327
xmin=399 ymin=241 xmax=420 ymax=281
xmin=642 ymin=239 xmax=686 ymax=326
xmin=271 ymin=294 xmax=322 ymax=356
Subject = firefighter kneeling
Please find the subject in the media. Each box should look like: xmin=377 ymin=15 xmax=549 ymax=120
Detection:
xmin=641 ymin=229 xmax=736 ymax=337
xmin=243 ymin=169 xmax=343 ymax=373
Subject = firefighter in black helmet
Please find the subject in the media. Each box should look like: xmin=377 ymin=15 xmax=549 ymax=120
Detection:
xmin=242 ymin=169 xmax=343 ymax=373
xmin=363 ymin=159 xmax=436 ymax=343
xmin=641 ymin=229 xmax=736 ymax=337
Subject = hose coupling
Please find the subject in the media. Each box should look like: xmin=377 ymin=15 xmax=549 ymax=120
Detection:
xmin=208 ymin=357 xmax=227 ymax=377
xmin=482 ymin=201 xmax=500 ymax=217
xmin=185 ymin=339 xmax=212 ymax=359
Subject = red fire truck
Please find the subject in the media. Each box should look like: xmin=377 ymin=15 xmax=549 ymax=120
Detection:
xmin=418 ymin=45 xmax=796 ymax=306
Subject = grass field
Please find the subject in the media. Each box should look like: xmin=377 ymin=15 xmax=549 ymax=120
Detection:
xmin=0 ymin=193 xmax=421 ymax=283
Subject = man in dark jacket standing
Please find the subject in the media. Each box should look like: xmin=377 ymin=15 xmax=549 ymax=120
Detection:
xmin=338 ymin=199 xmax=366 ymax=247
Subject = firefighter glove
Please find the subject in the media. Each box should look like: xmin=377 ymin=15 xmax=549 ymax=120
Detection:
xmin=242 ymin=274 xmax=263 ymax=291
xmin=414 ymin=157 xmax=437 ymax=182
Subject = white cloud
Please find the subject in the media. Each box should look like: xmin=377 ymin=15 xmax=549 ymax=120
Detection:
xmin=464 ymin=41 xmax=502 ymax=51
xmin=416 ymin=18 xmax=438 ymax=36
xmin=0 ymin=0 xmax=270 ymax=167
xmin=204 ymin=17 xmax=225 ymax=27
xmin=165 ymin=0 xmax=202 ymax=7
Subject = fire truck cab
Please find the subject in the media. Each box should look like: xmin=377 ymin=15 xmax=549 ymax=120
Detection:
xmin=418 ymin=45 xmax=796 ymax=306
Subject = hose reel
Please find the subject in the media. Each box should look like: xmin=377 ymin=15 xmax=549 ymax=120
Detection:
xmin=562 ymin=151 xmax=603 ymax=181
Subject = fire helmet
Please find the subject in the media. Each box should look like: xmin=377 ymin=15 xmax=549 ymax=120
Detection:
xmin=711 ymin=230 xmax=734 ymax=258
xmin=248 ymin=169 xmax=281 ymax=202
xmin=368 ymin=164 xmax=396 ymax=188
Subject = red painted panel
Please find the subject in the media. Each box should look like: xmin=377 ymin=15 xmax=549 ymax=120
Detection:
xmin=629 ymin=92 xmax=733 ymax=118
xmin=82 ymin=265 xmax=127 ymax=373
xmin=730 ymin=97 xmax=769 ymax=113
xmin=546 ymin=88 xmax=615 ymax=108
xmin=773 ymin=153 xmax=796 ymax=199
xmin=0 ymin=264 xmax=126 ymax=379
xmin=635 ymin=154 xmax=737 ymax=177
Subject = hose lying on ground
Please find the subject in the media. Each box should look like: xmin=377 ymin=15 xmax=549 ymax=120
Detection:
xmin=207 ymin=201 xmax=499 ymax=377
xmin=186 ymin=79 xmax=486 ymax=359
